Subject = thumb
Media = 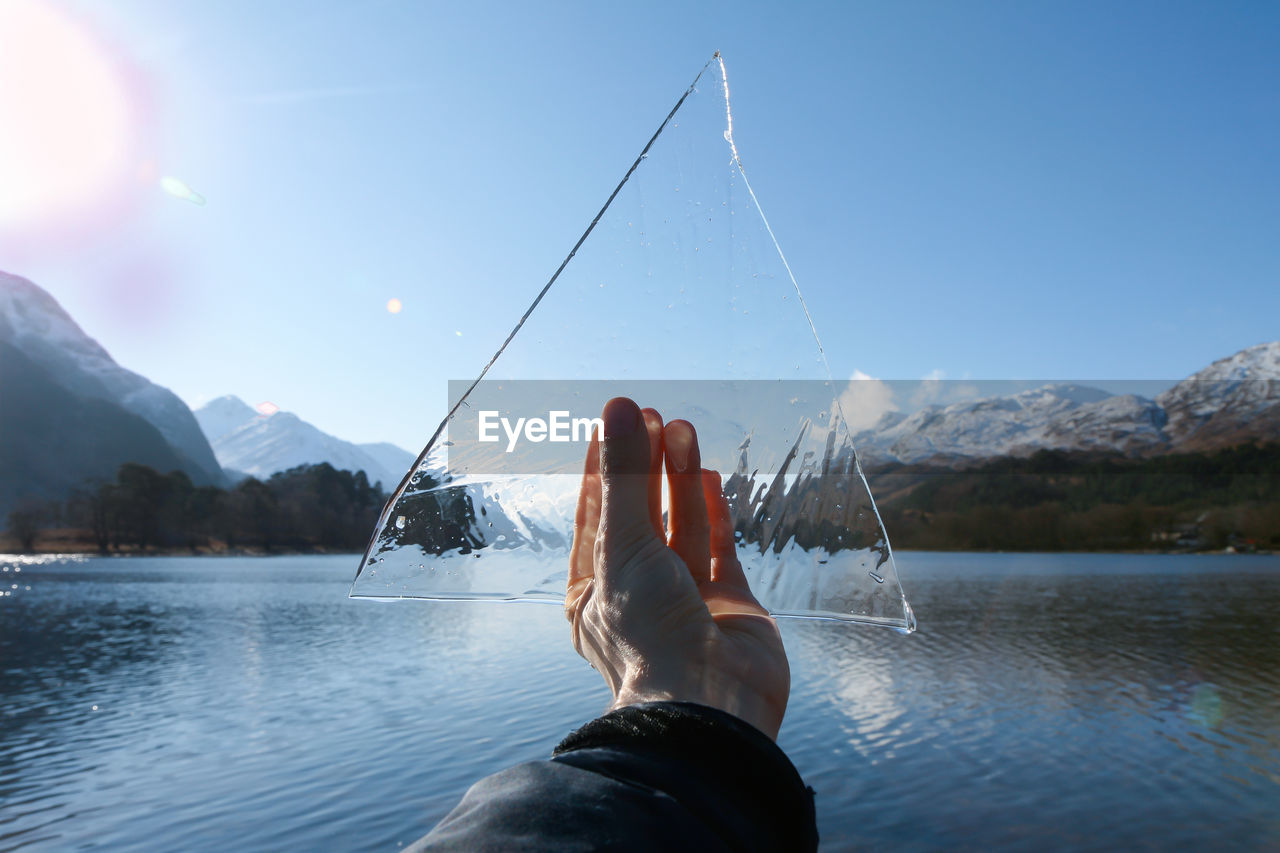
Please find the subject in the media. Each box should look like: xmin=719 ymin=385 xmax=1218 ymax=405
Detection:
xmin=599 ymin=397 xmax=654 ymax=540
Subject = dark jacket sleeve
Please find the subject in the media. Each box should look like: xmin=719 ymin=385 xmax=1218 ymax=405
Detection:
xmin=406 ymin=701 xmax=818 ymax=852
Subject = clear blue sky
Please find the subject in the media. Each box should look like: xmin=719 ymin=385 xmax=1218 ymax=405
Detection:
xmin=3 ymin=0 xmax=1277 ymax=452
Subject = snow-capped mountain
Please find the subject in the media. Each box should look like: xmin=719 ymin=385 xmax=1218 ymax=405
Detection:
xmin=0 ymin=271 xmax=223 ymax=484
xmin=851 ymin=384 xmax=1161 ymax=464
xmin=1037 ymin=393 xmax=1169 ymax=454
xmin=194 ymin=395 xmax=416 ymax=490
xmin=192 ymin=395 xmax=259 ymax=448
xmin=851 ymin=343 xmax=1279 ymax=466
xmin=1156 ymin=341 xmax=1280 ymax=451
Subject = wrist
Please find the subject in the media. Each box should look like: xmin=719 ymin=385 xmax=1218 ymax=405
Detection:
xmin=612 ymin=674 xmax=784 ymax=740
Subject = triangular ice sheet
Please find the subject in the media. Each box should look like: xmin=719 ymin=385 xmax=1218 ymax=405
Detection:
xmin=351 ymin=54 xmax=915 ymax=631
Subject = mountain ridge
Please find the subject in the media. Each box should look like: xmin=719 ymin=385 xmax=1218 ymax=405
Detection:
xmin=0 ymin=271 xmax=225 ymax=516
xmin=194 ymin=395 xmax=415 ymax=490
xmin=3 ymin=268 xmax=1275 ymax=519
xmin=0 ymin=270 xmax=223 ymax=484
xmin=850 ymin=341 xmax=1280 ymax=467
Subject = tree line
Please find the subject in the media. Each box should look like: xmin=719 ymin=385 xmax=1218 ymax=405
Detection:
xmin=870 ymin=442 xmax=1280 ymax=552
xmin=5 ymin=462 xmax=387 ymax=553
xmin=7 ymin=444 xmax=1277 ymax=555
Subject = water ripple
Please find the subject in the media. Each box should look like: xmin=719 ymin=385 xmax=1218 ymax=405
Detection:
xmin=1 ymin=553 xmax=1278 ymax=850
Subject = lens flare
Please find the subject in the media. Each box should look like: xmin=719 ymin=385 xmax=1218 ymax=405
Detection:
xmin=386 ymin=298 xmax=403 ymax=314
xmin=0 ymin=0 xmax=138 ymax=228
xmin=160 ymin=176 xmax=206 ymax=206
xmin=256 ymin=401 xmax=280 ymax=417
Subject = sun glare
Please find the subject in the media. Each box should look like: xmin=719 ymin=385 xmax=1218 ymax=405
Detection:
xmin=0 ymin=0 xmax=137 ymax=228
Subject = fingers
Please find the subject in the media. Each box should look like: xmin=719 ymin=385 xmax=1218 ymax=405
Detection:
xmin=703 ymin=469 xmax=751 ymax=592
xmin=599 ymin=397 xmax=659 ymax=543
xmin=567 ymin=426 xmax=601 ymax=605
xmin=703 ymin=469 xmax=733 ymax=560
xmin=663 ymin=420 xmax=710 ymax=584
xmin=642 ymin=408 xmax=665 ymax=538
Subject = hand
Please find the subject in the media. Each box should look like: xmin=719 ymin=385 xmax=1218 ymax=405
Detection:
xmin=565 ymin=397 xmax=790 ymax=740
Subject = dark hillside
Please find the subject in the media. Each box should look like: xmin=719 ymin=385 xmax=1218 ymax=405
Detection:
xmin=869 ymin=444 xmax=1280 ymax=551
xmin=0 ymin=341 xmax=202 ymax=517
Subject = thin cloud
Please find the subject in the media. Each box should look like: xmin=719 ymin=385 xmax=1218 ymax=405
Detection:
xmin=909 ymin=368 xmax=946 ymax=408
xmin=836 ymin=370 xmax=898 ymax=432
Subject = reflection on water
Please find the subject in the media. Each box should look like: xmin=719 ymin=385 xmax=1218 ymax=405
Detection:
xmin=783 ymin=553 xmax=1280 ymax=850
xmin=0 ymin=556 xmax=602 ymax=851
xmin=1 ymin=553 xmax=1277 ymax=851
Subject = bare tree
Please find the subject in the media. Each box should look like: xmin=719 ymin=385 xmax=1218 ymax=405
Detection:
xmin=6 ymin=501 xmax=43 ymax=552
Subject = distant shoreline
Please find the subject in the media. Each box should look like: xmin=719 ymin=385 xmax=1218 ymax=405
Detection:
xmin=0 ymin=528 xmax=365 ymax=558
xmin=2 ymin=529 xmax=1270 ymax=560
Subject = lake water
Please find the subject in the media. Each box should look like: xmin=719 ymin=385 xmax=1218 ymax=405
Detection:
xmin=1 ymin=552 xmax=1277 ymax=851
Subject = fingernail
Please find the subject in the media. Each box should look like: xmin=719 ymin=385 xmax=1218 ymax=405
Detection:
xmin=667 ymin=429 xmax=691 ymax=473
xmin=603 ymin=398 xmax=639 ymax=438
